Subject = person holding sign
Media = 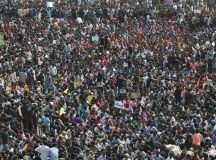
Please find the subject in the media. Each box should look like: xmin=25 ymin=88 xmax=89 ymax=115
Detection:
xmin=46 ymin=2 xmax=55 ymax=18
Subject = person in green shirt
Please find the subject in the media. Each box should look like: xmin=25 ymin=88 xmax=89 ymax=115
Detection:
xmin=192 ymin=15 xmax=197 ymax=26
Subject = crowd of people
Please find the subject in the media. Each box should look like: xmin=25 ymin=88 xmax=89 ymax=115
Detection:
xmin=0 ymin=0 xmax=216 ymax=159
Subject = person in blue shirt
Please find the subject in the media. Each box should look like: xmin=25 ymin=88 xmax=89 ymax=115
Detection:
xmin=48 ymin=146 xmax=59 ymax=160
xmin=64 ymin=43 xmax=73 ymax=59
xmin=154 ymin=151 xmax=164 ymax=160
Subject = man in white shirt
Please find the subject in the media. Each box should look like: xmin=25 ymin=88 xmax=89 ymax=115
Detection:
xmin=35 ymin=144 xmax=50 ymax=160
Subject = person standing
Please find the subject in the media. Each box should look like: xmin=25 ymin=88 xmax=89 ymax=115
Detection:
xmin=192 ymin=129 xmax=202 ymax=152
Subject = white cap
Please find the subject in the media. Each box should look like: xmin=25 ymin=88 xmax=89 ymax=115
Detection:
xmin=76 ymin=17 xmax=83 ymax=24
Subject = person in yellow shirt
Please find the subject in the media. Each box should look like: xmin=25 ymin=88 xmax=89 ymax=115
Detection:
xmin=57 ymin=106 xmax=65 ymax=117
xmin=23 ymin=84 xmax=30 ymax=93
xmin=86 ymin=94 xmax=96 ymax=105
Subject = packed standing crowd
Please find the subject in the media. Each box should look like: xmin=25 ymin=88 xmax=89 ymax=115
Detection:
xmin=0 ymin=0 xmax=216 ymax=159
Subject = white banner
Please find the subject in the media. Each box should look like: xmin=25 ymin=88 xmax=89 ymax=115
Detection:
xmin=114 ymin=101 xmax=124 ymax=110
xmin=46 ymin=2 xmax=54 ymax=8
xmin=114 ymin=100 xmax=132 ymax=111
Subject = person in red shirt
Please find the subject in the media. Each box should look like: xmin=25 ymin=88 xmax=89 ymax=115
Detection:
xmin=192 ymin=129 xmax=203 ymax=152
